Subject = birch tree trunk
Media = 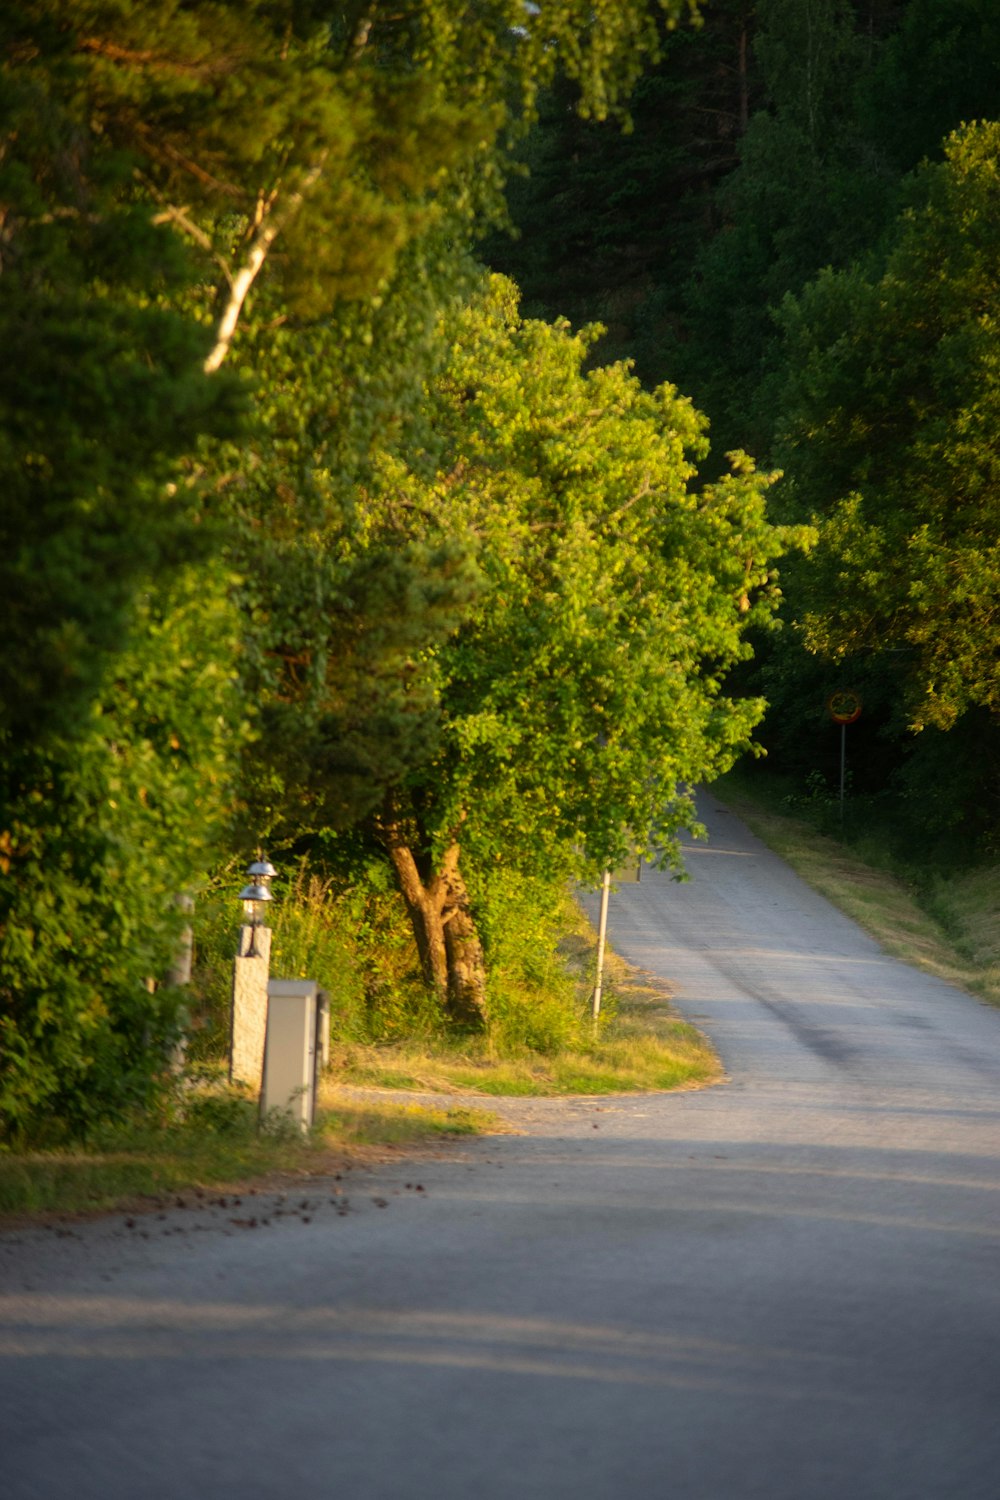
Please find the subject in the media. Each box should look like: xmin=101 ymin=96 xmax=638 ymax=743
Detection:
xmin=202 ymin=162 xmax=325 ymax=375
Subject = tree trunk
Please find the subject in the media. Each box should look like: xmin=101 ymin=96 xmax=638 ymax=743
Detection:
xmin=442 ymin=864 xmax=488 ymax=1028
xmin=386 ymin=838 xmax=449 ymax=1004
xmin=384 ymin=824 xmax=488 ymax=1030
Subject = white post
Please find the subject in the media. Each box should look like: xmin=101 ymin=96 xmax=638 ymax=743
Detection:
xmin=591 ymin=870 xmax=611 ymax=1024
xmin=166 ymin=893 xmax=195 ymax=1073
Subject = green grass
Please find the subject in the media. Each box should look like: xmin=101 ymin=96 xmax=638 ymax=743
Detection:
xmin=336 ymin=1038 xmax=714 ymax=1096
xmin=329 ymin=885 xmax=720 ymax=1100
xmin=0 ymin=1086 xmax=498 ymax=1222
xmin=334 ymin=944 xmax=720 ymax=1098
xmin=0 ymin=877 xmax=720 ymax=1224
xmin=716 ymin=768 xmax=1000 ymax=1007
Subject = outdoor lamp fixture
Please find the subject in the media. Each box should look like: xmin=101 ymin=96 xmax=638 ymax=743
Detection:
xmin=246 ymin=856 xmax=277 ymax=886
xmin=238 ymin=856 xmax=276 ymax=957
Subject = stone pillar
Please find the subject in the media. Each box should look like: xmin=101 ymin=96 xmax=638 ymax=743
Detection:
xmin=229 ymin=924 xmax=272 ymax=1091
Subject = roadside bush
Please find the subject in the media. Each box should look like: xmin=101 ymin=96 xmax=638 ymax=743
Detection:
xmin=0 ymin=566 xmax=243 ymax=1142
xmin=186 ymin=853 xmax=597 ymax=1066
xmin=473 ymin=865 xmax=594 ymax=1055
xmin=187 ymin=855 xmax=443 ymax=1061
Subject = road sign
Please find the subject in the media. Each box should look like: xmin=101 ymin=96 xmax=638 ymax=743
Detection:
xmin=827 ymin=691 xmax=862 ymax=725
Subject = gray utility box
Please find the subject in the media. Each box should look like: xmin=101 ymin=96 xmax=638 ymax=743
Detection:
xmin=262 ymin=980 xmax=328 ymax=1131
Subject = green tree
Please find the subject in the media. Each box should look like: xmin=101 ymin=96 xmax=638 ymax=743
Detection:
xmin=2 ymin=0 xmax=704 ymax=733
xmin=370 ymin=277 xmax=807 ymax=1021
xmin=857 ymin=0 xmax=1000 ymax=177
xmin=669 ymin=0 xmax=896 ymax=460
xmin=211 ymin=273 xmax=804 ymax=1025
xmin=2 ymin=0 xmax=710 ymax=753
xmin=206 ymin=234 xmax=486 ymax=852
xmin=775 ymin=121 xmax=1000 ymax=733
xmin=487 ymin=1 xmax=757 ymax=381
xmin=0 ymin=563 xmax=245 ymax=1135
xmin=5 ymin=1 xmax=702 ymax=368
xmin=1 ymin=0 xmax=706 ymax=1132
xmin=0 ymin=50 xmax=238 ymax=740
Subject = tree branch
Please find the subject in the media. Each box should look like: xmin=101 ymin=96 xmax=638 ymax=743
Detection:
xmin=151 ymin=201 xmax=233 ymax=286
xmin=203 ymin=159 xmax=325 ymax=374
xmin=608 ymin=478 xmax=652 ymax=520
xmin=77 ymin=35 xmax=236 ymax=79
xmin=133 ymin=125 xmax=247 ymax=201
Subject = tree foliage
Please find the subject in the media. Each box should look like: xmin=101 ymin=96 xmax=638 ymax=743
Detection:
xmin=206 ymin=268 xmax=806 ymax=1023
xmin=210 ymin=238 xmax=485 ymax=849
xmin=366 ymin=277 xmax=807 ymax=1017
xmin=0 ymin=54 xmax=236 ymax=740
xmin=0 ymin=564 xmax=244 ymax=1133
xmin=1 ymin=0 xmax=703 ymax=738
xmin=3 ymin=0 xmax=720 ymax=1133
xmin=776 ymin=122 xmax=1000 ymax=731
xmin=488 ymin=0 xmax=757 ymax=380
xmin=419 ymin=278 xmax=801 ymax=874
xmin=489 ymin=0 xmax=1000 ymax=849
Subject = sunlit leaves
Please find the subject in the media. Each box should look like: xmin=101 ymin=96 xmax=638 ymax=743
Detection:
xmin=391 ymin=277 xmax=806 ymax=878
xmin=0 ymin=563 xmax=246 ymax=1132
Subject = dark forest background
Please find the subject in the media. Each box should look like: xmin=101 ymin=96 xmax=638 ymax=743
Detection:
xmin=487 ymin=0 xmax=1000 ymax=863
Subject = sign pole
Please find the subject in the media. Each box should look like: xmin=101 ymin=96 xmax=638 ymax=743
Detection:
xmin=592 ymin=870 xmax=611 ymax=1025
xmin=827 ymin=691 xmax=862 ymax=826
xmin=840 ymin=721 xmax=847 ymax=823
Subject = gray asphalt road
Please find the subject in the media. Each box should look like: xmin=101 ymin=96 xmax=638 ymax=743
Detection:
xmin=3 ymin=793 xmax=1000 ymax=1499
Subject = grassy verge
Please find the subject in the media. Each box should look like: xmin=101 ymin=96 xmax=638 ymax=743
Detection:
xmin=0 ymin=1088 xmax=497 ymax=1222
xmin=715 ymin=768 xmax=1000 ymax=1006
xmin=335 ymin=930 xmax=720 ymax=1098
xmin=0 ymin=884 xmax=720 ymax=1225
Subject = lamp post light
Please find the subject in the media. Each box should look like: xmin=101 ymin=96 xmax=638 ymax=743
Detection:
xmin=246 ymin=857 xmax=277 ymax=886
xmin=238 ymin=856 xmax=276 ymax=958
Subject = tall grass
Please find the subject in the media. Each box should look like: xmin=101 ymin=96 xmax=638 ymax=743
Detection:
xmin=187 ymin=856 xmax=442 ymax=1062
xmin=189 ymin=857 xmax=601 ymax=1064
xmin=184 ymin=851 xmax=718 ymax=1100
xmin=475 ymin=865 xmax=600 ymax=1055
xmin=332 ymin=867 xmax=718 ymax=1096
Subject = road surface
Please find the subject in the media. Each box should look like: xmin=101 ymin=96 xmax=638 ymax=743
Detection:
xmin=3 ymin=792 xmax=999 ymax=1498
